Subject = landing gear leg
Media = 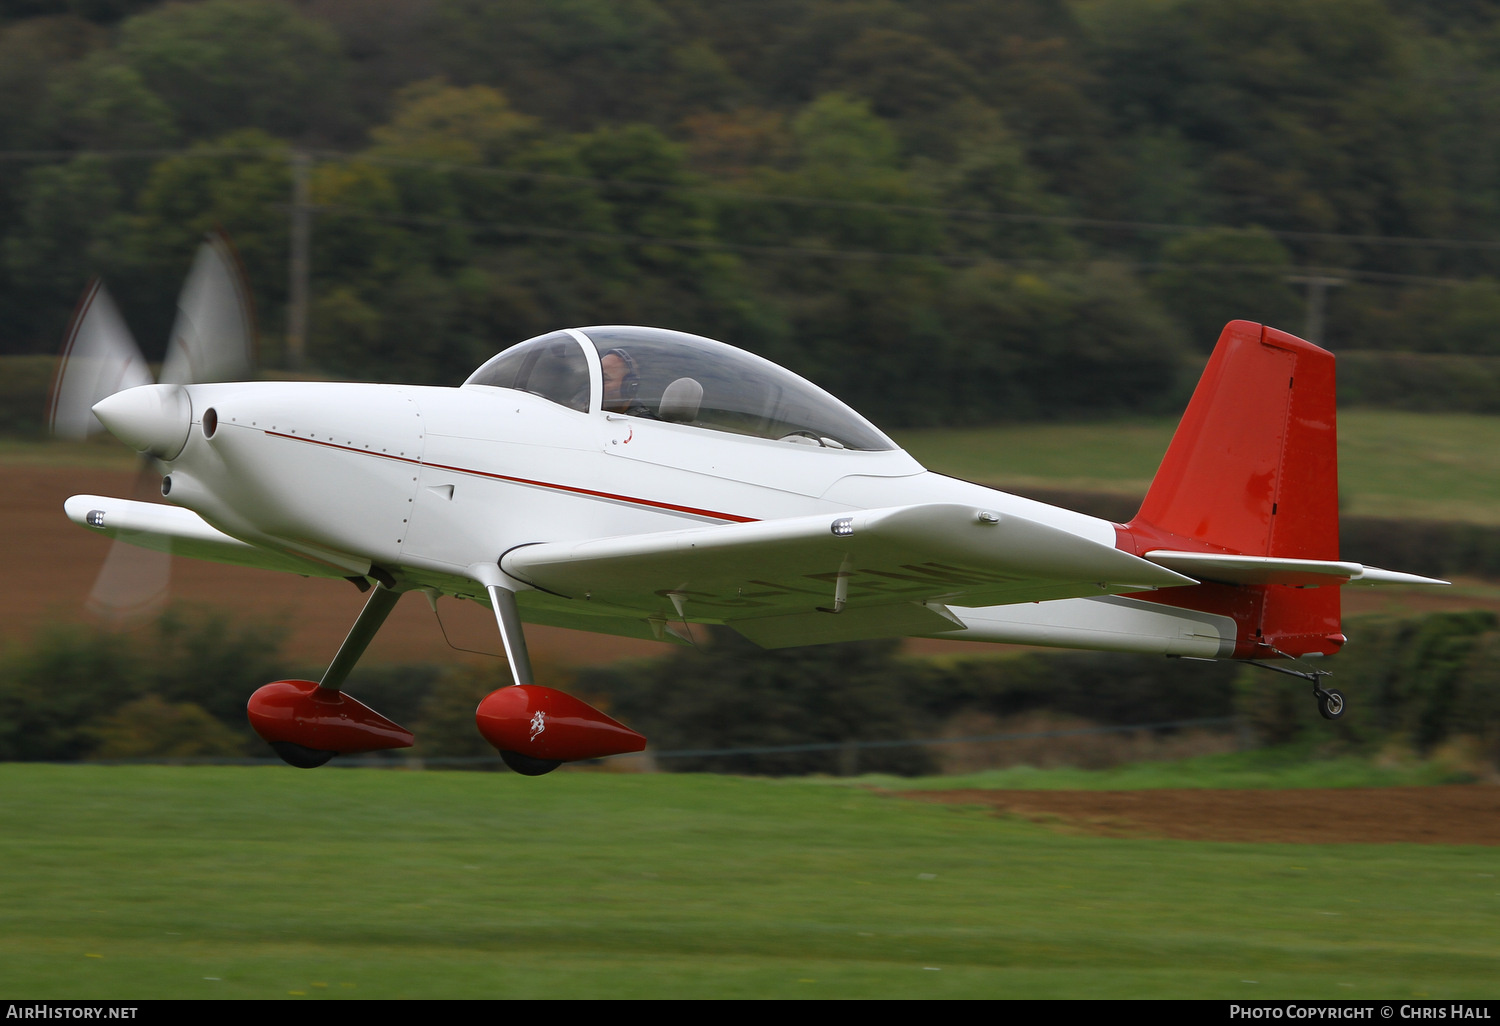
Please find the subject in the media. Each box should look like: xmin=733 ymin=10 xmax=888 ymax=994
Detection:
xmin=318 ymin=582 xmax=403 ymax=693
xmin=248 ymin=582 xmax=414 ymax=767
xmin=1247 ymin=657 xmax=1346 ymax=720
xmin=482 ymin=582 xmax=560 ymax=775
xmin=484 ymin=580 xmax=535 ymax=687
xmin=466 ymin=564 xmax=644 ymax=773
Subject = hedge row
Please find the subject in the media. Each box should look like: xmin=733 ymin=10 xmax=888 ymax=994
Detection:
xmin=3 ymin=606 xmax=1494 ymax=772
xmin=1336 ymin=351 xmax=1500 ymax=413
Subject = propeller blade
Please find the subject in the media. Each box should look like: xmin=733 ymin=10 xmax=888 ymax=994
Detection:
xmin=87 ymin=531 xmax=172 ymax=624
xmin=65 ymin=231 xmax=255 ymax=623
xmin=85 ymin=463 xmax=171 ymax=624
xmin=160 ymin=231 xmax=256 ymax=386
xmin=49 ymin=279 xmax=153 ymax=440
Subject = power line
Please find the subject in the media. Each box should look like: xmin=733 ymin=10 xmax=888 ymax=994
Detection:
xmin=310 ymin=202 xmax=1490 ymax=285
xmin=3 ymin=144 xmax=1489 ymax=286
xmin=306 ymin=150 xmax=1500 ymax=254
xmin=0 ymin=147 xmax=270 ymax=162
xmin=8 ymin=145 xmax=1500 ymax=255
xmin=309 ymin=202 xmax=969 ymax=264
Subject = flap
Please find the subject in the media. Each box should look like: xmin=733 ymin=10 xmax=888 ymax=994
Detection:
xmin=501 ymin=503 xmax=1196 ymax=625
xmin=731 ymin=601 xmax=963 ymax=649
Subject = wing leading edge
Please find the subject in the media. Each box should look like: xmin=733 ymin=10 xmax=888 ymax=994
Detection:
xmin=501 ymin=503 xmax=1197 ymax=648
xmin=64 ymin=494 xmax=350 ymax=579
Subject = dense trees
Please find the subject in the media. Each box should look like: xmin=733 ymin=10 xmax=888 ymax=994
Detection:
xmin=4 ymin=1 xmax=1500 ymax=422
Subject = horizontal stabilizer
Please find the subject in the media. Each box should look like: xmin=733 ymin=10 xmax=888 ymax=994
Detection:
xmin=502 ymin=503 xmax=1196 ymax=636
xmin=64 ymin=494 xmax=346 ymax=578
xmin=1346 ymin=566 xmax=1451 ymax=587
xmin=1143 ymin=550 xmax=1448 ymax=588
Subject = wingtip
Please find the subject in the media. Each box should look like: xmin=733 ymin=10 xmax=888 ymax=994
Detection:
xmin=1351 ymin=566 xmax=1452 ymax=587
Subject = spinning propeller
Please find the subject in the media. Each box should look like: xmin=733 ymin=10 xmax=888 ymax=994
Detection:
xmin=50 ymin=232 xmax=256 ymax=621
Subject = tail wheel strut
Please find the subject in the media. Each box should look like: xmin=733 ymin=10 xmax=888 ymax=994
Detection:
xmin=1247 ymin=657 xmax=1347 ymax=720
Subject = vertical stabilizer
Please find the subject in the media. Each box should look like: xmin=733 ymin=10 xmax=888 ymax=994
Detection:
xmin=1133 ymin=320 xmax=1337 ymax=558
xmin=1120 ymin=321 xmax=1342 ymax=657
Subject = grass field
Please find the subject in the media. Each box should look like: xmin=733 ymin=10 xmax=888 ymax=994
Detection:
xmin=1 ymin=764 xmax=1496 ymax=999
xmin=894 ymin=410 xmax=1500 ymax=525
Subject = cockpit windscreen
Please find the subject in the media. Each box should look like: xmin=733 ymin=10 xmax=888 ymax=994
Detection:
xmin=465 ymin=331 xmax=590 ymax=413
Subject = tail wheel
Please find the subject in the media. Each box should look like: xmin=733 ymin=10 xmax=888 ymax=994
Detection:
xmin=1317 ymin=688 xmax=1346 ymax=720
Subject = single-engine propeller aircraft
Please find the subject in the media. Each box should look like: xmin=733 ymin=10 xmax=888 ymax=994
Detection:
xmin=54 ymin=235 xmax=1447 ymax=773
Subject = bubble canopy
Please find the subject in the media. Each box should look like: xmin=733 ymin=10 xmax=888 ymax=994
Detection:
xmin=466 ymin=326 xmax=897 ymax=452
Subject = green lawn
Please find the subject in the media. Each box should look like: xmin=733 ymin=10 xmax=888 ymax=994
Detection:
xmin=894 ymin=410 xmax=1500 ymax=525
xmin=1 ymin=765 xmax=1495 ymax=999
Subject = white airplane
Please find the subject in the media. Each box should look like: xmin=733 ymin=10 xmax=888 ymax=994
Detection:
xmin=54 ymin=236 xmax=1447 ymax=773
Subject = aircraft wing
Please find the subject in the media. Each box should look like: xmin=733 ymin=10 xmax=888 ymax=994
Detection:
xmin=64 ymin=494 xmax=348 ymax=579
xmin=501 ymin=503 xmax=1197 ymax=648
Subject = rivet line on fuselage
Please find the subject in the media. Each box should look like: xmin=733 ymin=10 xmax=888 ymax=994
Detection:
xmin=262 ymin=429 xmax=760 ymax=525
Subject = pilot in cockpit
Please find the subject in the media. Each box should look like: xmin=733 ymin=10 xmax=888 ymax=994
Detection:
xmin=600 ymin=348 xmax=658 ymax=419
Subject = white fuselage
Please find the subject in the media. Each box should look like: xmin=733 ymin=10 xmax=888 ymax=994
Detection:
xmin=159 ymin=379 xmax=1237 ymax=657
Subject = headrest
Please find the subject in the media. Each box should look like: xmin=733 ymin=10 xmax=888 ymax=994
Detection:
xmin=658 ymin=376 xmax=704 ymax=423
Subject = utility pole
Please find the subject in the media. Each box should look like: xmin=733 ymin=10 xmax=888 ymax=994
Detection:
xmin=1285 ymin=274 xmax=1345 ymax=347
xmin=286 ymin=150 xmax=311 ymax=371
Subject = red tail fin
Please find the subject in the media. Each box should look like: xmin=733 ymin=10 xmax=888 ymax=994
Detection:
xmin=1134 ymin=320 xmax=1337 ymax=558
xmin=1119 ymin=321 xmax=1343 ymax=657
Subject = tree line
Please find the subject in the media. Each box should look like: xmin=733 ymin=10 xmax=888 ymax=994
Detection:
xmin=6 ymin=0 xmax=1500 ymax=424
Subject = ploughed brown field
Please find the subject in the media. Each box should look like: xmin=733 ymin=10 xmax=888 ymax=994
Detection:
xmin=899 ymin=786 xmax=1500 ymax=845
xmin=10 ymin=462 xmax=1499 ymax=666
